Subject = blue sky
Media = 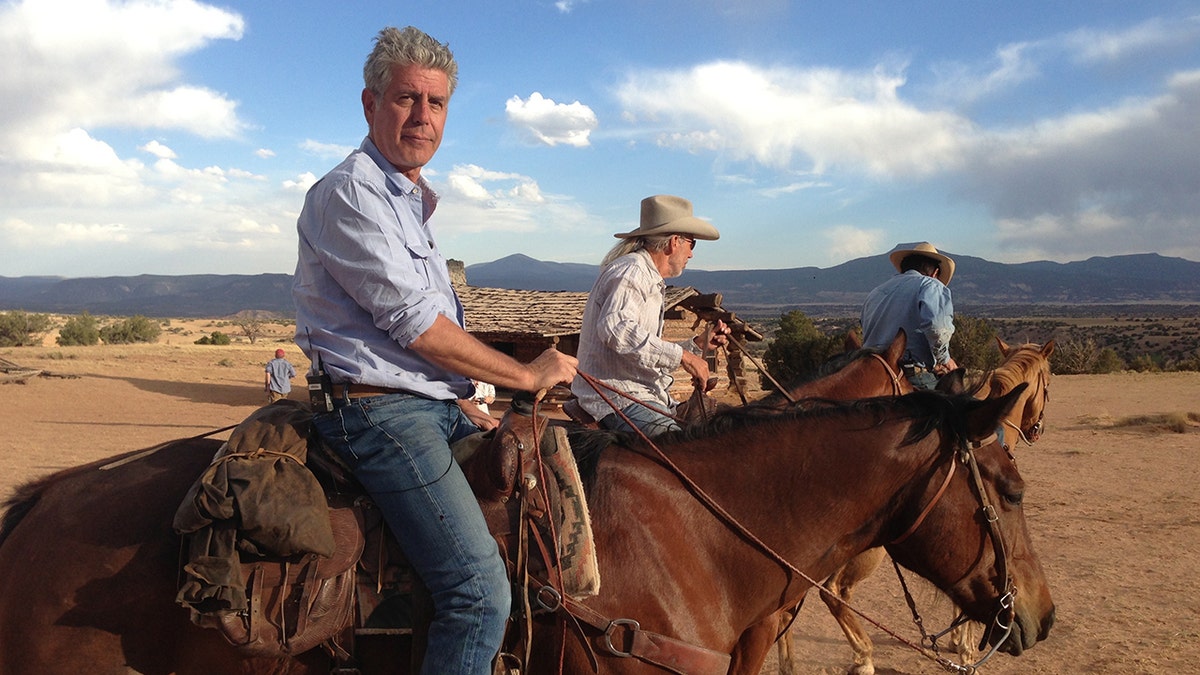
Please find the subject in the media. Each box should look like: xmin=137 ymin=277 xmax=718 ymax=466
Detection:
xmin=3 ymin=0 xmax=1200 ymax=278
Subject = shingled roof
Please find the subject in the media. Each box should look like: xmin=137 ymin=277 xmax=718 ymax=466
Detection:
xmin=457 ymin=286 xmax=588 ymax=340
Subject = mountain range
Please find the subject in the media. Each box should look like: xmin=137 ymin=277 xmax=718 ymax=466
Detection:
xmin=2 ymin=252 xmax=1198 ymax=319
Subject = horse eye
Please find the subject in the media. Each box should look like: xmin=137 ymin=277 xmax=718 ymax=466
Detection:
xmin=1004 ymin=490 xmax=1024 ymax=507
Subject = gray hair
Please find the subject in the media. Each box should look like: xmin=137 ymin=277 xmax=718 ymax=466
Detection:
xmin=600 ymin=234 xmax=673 ymax=267
xmin=363 ymin=26 xmax=458 ymax=96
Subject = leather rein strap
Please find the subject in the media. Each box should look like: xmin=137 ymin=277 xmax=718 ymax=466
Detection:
xmin=528 ymin=582 xmax=732 ymax=675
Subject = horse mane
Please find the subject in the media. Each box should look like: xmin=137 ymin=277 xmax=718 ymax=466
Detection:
xmin=0 ymin=474 xmax=58 ymax=547
xmin=984 ymin=343 xmax=1047 ymax=397
xmin=568 ymin=391 xmax=969 ymax=485
xmin=0 ymin=441 xmax=180 ymax=547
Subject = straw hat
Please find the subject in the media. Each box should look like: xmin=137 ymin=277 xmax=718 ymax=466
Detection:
xmin=614 ymin=195 xmax=720 ymax=240
xmin=888 ymin=242 xmax=955 ymax=285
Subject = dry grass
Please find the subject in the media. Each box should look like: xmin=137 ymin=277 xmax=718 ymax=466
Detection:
xmin=1109 ymin=411 xmax=1200 ymax=433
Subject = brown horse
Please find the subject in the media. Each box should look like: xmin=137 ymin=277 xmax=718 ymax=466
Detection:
xmin=790 ymin=338 xmax=1056 ymax=675
xmin=523 ymin=387 xmax=1053 ymax=674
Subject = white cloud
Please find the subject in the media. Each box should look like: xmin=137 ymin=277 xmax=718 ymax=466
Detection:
xmin=256 ymin=148 xmax=276 ymax=159
xmin=140 ymin=140 xmax=177 ymax=159
xmin=554 ymin=0 xmax=589 ymax=13
xmin=1062 ymin=16 xmax=1200 ymax=65
xmin=440 ymin=164 xmax=546 ymax=223
xmin=283 ymin=172 xmax=318 ymax=193
xmin=301 ymin=139 xmax=356 ymax=160
xmin=616 ymin=60 xmax=972 ymax=177
xmin=960 ymin=69 xmax=1200 ymax=261
xmin=0 ymin=1 xmax=314 ymax=276
xmin=823 ymin=225 xmax=886 ymax=262
xmin=505 ymin=92 xmax=598 ymax=147
xmin=758 ymin=180 xmax=832 ymax=198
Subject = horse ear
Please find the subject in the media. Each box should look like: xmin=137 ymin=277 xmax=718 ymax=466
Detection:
xmin=844 ymin=330 xmax=863 ymax=351
xmin=936 ymin=368 xmax=966 ymax=395
xmin=964 ymin=382 xmax=1029 ymax=442
xmin=1041 ymin=339 xmax=1056 ymax=358
xmin=885 ymin=329 xmax=907 ymax=365
xmin=996 ymin=336 xmax=1011 ymax=357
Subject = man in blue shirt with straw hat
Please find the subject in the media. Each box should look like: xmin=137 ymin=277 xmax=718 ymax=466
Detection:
xmin=861 ymin=241 xmax=958 ymax=389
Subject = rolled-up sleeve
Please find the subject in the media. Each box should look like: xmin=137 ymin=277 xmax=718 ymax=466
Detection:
xmin=918 ymin=282 xmax=955 ymax=364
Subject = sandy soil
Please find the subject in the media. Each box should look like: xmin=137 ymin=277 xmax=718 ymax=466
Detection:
xmin=2 ymin=321 xmax=1199 ymax=674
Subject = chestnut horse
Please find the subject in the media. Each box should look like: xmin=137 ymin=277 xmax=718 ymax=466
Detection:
xmin=523 ymin=387 xmax=1053 ymax=674
xmin=787 ymin=338 xmax=1056 ymax=675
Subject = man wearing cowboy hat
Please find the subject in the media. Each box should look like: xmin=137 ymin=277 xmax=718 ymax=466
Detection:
xmin=861 ymin=241 xmax=958 ymax=389
xmin=570 ymin=194 xmax=730 ymax=436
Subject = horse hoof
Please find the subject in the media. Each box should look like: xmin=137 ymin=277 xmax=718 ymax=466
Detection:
xmin=848 ymin=664 xmax=875 ymax=675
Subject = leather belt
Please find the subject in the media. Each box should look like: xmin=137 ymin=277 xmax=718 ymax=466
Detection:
xmin=331 ymin=383 xmax=407 ymax=399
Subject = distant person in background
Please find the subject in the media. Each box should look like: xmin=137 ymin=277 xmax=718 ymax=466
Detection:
xmin=264 ymin=348 xmax=296 ymax=403
xmin=861 ymin=242 xmax=958 ymax=389
xmin=570 ymin=194 xmax=730 ymax=437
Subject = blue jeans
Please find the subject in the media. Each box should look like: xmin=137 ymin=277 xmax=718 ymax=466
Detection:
xmin=599 ymin=400 xmax=681 ymax=437
xmin=906 ymin=370 xmax=940 ymax=391
xmin=312 ymin=393 xmax=508 ymax=675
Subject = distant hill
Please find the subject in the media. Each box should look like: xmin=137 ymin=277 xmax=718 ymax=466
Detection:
xmin=2 ymin=252 xmax=1198 ymax=318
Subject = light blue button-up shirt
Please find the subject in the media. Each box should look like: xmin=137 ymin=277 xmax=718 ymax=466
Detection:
xmin=861 ymin=270 xmax=955 ymax=368
xmin=292 ymin=138 xmax=471 ymax=401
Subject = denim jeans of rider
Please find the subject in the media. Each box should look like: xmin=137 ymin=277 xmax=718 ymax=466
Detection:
xmin=599 ymin=400 xmax=681 ymax=437
xmin=312 ymin=393 xmax=508 ymax=675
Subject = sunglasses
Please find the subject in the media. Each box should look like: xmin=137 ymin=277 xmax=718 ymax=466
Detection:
xmin=677 ymin=235 xmax=696 ymax=250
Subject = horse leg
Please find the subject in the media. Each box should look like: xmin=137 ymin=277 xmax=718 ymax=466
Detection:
xmin=775 ymin=611 xmax=796 ymax=675
xmin=820 ymin=547 xmax=887 ymax=675
xmin=730 ymin=614 xmax=784 ymax=675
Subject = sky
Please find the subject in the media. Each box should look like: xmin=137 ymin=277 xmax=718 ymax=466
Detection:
xmin=3 ymin=0 xmax=1200 ymax=279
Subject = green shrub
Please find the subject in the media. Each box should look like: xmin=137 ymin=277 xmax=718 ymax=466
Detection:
xmin=99 ymin=315 xmax=162 ymax=344
xmin=1129 ymin=354 xmax=1161 ymax=373
xmin=1091 ymin=347 xmax=1125 ymax=374
xmin=57 ymin=312 xmax=101 ymax=346
xmin=760 ymin=310 xmax=844 ymax=387
xmin=951 ymin=315 xmax=1002 ymax=372
xmin=1052 ymin=337 xmax=1099 ymax=375
xmin=194 ymin=331 xmax=232 ymax=345
xmin=0 ymin=310 xmax=54 ymax=347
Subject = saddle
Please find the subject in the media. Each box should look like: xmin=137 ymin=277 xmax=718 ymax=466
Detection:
xmin=173 ymin=397 xmax=598 ymax=666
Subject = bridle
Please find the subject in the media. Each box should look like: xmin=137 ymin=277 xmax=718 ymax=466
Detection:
xmin=1002 ymin=367 xmax=1050 ymax=449
xmin=886 ymin=431 xmax=1019 ymax=673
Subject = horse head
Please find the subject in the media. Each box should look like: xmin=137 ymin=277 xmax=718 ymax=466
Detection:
xmin=992 ymin=338 xmax=1056 ymax=446
xmin=885 ymin=386 xmax=1055 ymax=658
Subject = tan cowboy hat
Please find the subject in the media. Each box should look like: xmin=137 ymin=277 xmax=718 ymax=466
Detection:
xmin=614 ymin=194 xmax=721 ymax=240
xmin=888 ymin=242 xmax=955 ymax=285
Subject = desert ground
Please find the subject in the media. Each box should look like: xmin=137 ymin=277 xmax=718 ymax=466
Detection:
xmin=2 ymin=318 xmax=1199 ymax=674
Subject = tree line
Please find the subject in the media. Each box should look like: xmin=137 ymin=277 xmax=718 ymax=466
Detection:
xmin=0 ymin=311 xmax=275 ymax=347
xmin=759 ymin=310 xmax=1200 ymax=383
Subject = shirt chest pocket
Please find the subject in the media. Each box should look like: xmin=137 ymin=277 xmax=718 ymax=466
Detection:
xmin=398 ymin=223 xmax=436 ymax=290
